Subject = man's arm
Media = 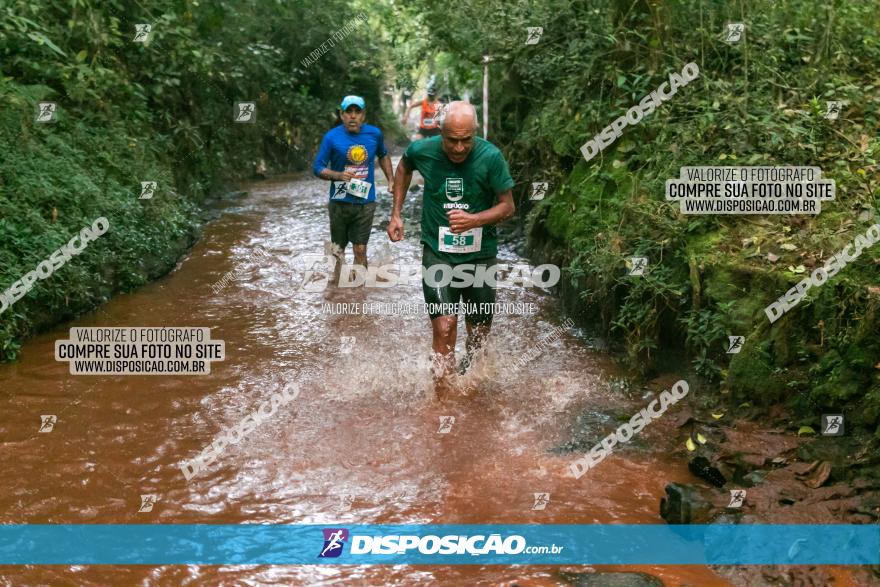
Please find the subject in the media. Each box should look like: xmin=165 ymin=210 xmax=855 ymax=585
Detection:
xmin=378 ymin=154 xmax=394 ymax=186
xmin=400 ymin=100 xmax=418 ymax=125
xmin=387 ymin=157 xmax=413 ymax=241
xmin=313 ymin=135 xmax=353 ymax=182
xmin=312 ymin=135 xmax=332 ymax=178
xmin=318 ymin=168 xmax=354 ymax=182
xmin=447 ymin=190 xmax=515 ymax=234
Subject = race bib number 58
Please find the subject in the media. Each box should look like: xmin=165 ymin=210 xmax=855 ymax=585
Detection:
xmin=438 ymin=226 xmax=482 ymax=253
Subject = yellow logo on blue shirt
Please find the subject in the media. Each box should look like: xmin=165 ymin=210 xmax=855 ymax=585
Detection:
xmin=347 ymin=144 xmax=367 ymax=164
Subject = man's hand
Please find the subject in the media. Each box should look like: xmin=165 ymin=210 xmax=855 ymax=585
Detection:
xmin=447 ymin=210 xmax=479 ymax=233
xmin=319 ymin=168 xmax=354 ymax=182
xmin=389 ymin=157 xmax=413 ymax=242
xmin=387 ymin=215 xmax=404 ymax=242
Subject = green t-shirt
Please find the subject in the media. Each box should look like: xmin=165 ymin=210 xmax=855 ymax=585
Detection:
xmin=402 ymin=136 xmax=515 ymax=263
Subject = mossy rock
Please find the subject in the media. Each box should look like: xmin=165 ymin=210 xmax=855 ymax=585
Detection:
xmin=701 ymin=264 xmax=781 ymax=329
xmin=843 ymin=343 xmax=879 ymax=372
xmin=810 ymin=378 xmax=862 ymax=408
xmin=727 ymin=338 xmax=790 ymax=404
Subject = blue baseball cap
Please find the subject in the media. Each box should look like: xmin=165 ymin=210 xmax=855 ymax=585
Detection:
xmin=340 ymin=95 xmax=365 ymax=110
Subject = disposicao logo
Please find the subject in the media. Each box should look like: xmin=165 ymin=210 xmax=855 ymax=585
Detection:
xmin=321 ymin=532 xmax=529 ymax=556
xmin=319 ymin=528 xmax=349 ymax=558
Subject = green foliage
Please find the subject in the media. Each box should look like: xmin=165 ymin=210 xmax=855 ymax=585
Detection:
xmin=399 ymin=0 xmax=880 ymax=426
xmin=610 ymin=263 xmax=686 ymax=374
xmin=679 ymin=305 xmax=730 ymax=381
xmin=1 ymin=0 xmax=391 ymax=360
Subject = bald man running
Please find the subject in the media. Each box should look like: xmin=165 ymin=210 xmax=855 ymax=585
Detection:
xmin=387 ymin=102 xmax=515 ymax=399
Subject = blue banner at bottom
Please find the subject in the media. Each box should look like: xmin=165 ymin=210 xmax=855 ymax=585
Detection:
xmin=0 ymin=524 xmax=877 ymax=565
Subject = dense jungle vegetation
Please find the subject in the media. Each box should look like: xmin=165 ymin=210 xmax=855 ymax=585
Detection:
xmin=0 ymin=0 xmax=394 ymax=359
xmin=3 ymin=0 xmax=880 ymax=437
xmin=390 ymin=0 xmax=880 ymax=436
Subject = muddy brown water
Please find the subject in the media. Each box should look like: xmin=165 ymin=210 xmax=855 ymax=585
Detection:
xmin=1 ymin=169 xmax=852 ymax=586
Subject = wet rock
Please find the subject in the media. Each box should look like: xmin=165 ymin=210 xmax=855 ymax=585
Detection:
xmin=660 ymin=482 xmax=716 ymax=524
xmin=712 ymin=425 xmax=799 ymax=483
xmin=553 ymin=410 xmax=617 ymax=454
xmin=795 ymin=436 xmax=859 ymax=482
xmin=716 ymin=564 xmax=877 ymax=587
xmin=743 ymin=469 xmax=769 ymax=487
xmin=789 ymin=461 xmax=816 ymax=475
xmin=798 ymin=460 xmax=832 ymax=488
xmin=713 ymin=512 xmax=743 ymax=524
xmin=559 ymin=571 xmax=663 ymax=587
xmin=670 ymin=406 xmax=696 ymax=430
xmin=688 ymin=456 xmax=727 ymax=487
xmin=852 ymin=477 xmax=880 ymax=491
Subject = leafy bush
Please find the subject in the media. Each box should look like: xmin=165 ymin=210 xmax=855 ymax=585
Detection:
xmin=0 ymin=0 xmax=390 ymax=360
xmin=399 ymin=0 xmax=880 ymax=428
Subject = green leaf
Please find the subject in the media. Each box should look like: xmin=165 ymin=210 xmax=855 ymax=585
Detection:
xmin=797 ymin=426 xmax=816 ymax=436
xmin=76 ymin=50 xmax=88 ymax=62
xmin=27 ymin=32 xmax=67 ymax=57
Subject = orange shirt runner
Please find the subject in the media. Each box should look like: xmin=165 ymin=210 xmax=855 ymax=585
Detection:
xmin=419 ymin=99 xmax=440 ymax=130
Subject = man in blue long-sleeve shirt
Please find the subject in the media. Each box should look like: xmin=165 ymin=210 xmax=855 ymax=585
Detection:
xmin=313 ymin=95 xmax=394 ymax=274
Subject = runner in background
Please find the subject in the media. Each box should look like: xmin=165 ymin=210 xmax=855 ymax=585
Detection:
xmin=401 ymin=80 xmax=443 ymax=140
xmin=313 ymin=95 xmax=393 ymax=282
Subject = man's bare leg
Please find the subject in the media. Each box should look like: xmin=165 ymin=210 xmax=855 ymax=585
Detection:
xmin=353 ymin=244 xmax=368 ymax=269
xmin=460 ymin=321 xmax=491 ymax=374
xmin=431 ymin=314 xmax=458 ymax=401
xmin=329 ymin=242 xmax=345 ymax=286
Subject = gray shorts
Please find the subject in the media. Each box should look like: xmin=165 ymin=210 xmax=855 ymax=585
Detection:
xmin=328 ymin=201 xmax=377 ymax=248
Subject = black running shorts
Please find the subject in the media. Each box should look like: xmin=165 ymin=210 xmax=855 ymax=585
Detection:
xmin=421 ymin=244 xmax=497 ymax=324
xmin=328 ymin=201 xmax=377 ymax=248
